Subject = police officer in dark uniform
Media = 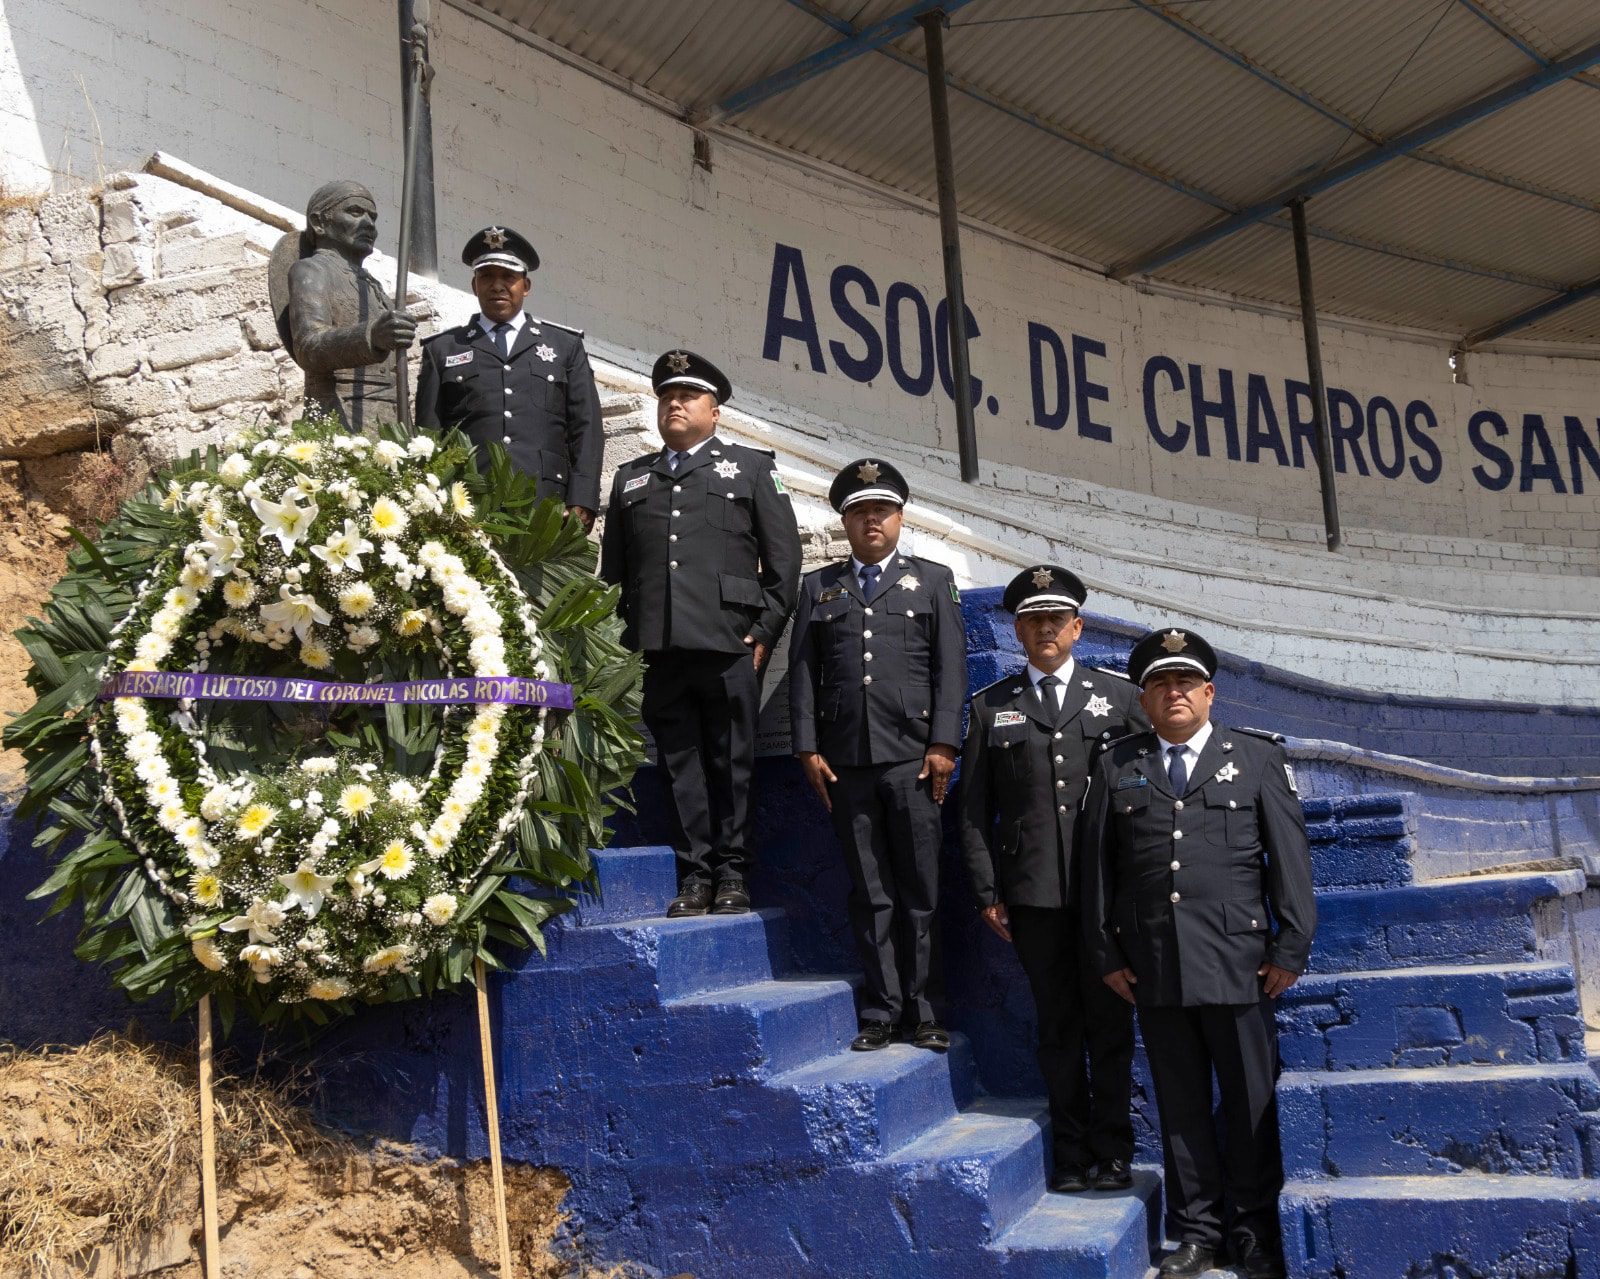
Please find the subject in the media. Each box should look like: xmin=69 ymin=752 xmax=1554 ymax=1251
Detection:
xmin=958 ymin=566 xmax=1147 ymax=1191
xmin=415 ymin=226 xmax=604 ymax=528
xmin=1082 ymin=628 xmax=1316 ymax=1279
xmin=600 ymin=350 xmax=801 ymax=917
xmin=788 ymin=459 xmax=966 ymax=1051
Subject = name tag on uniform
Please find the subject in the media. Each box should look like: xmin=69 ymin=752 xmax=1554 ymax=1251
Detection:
xmin=818 ymin=587 xmax=848 ymax=604
xmin=444 ymin=351 xmax=474 ymax=367
xmin=622 ymin=474 xmax=650 ymax=493
xmin=1116 ymin=775 xmax=1148 ymax=790
xmin=992 ymin=711 xmax=1027 ymax=727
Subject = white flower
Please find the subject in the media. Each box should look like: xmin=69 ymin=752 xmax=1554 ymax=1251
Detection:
xmin=386 ymin=779 xmax=421 ymax=808
xmin=337 ymin=582 xmax=377 ymax=617
xmin=336 ymin=783 xmax=376 ymax=819
xmin=299 ymin=637 xmax=334 ymax=670
xmin=134 ymin=634 xmax=171 ymax=665
xmin=235 ymin=803 xmax=278 ymax=841
xmin=284 ymin=439 xmax=321 ymax=464
xmin=367 ymin=496 xmax=409 ymax=540
xmin=250 ymin=492 xmax=320 ymax=555
xmin=250 ymin=439 xmax=281 ymax=458
xmin=259 ymin=584 xmax=333 ymax=642
xmin=377 ymin=839 xmax=414 ymax=880
xmin=218 ymin=453 xmax=252 ymax=487
xmin=222 ymin=577 xmax=256 ymax=609
xmin=190 ymin=873 xmax=223 ymax=907
xmin=407 ymin=436 xmax=436 ymax=459
xmin=448 ymin=482 xmax=475 ymax=518
xmin=362 ymin=944 xmax=412 ymax=974
xmin=372 ymin=439 xmax=407 ymax=469
xmin=396 ymin=609 xmax=430 ymax=638
xmin=300 ymin=756 xmax=339 ymax=775
xmin=199 ymin=786 xmax=236 ymax=821
xmin=200 ymin=525 xmax=244 ymax=574
xmin=219 ymin=896 xmax=286 ymax=943
xmin=346 ymin=625 xmax=380 ymax=652
xmin=239 ymin=943 xmax=284 ymax=970
xmin=192 ymin=937 xmax=228 ymax=971
xmin=422 ymin=828 xmax=451 ymax=858
xmin=307 ymin=977 xmax=350 ymax=1000
xmin=422 ymin=893 xmax=458 ymax=926
xmin=310 ymin=519 xmax=376 ymax=574
xmin=278 ymin=862 xmax=337 ymax=917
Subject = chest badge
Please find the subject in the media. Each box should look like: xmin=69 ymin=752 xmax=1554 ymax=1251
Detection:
xmin=898 ymin=576 xmax=920 ymax=591
xmin=1215 ymin=762 xmax=1240 ymax=783
xmin=714 ymin=458 xmax=741 ymax=479
xmin=1085 ymin=694 xmax=1112 ymax=718
xmin=535 ymin=343 xmax=557 ymax=362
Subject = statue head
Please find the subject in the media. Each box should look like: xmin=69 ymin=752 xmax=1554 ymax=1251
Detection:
xmin=304 ymin=180 xmax=379 ymax=263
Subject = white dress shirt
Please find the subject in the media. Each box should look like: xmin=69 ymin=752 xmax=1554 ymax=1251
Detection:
xmin=1156 ymin=720 xmax=1214 ymax=781
xmin=1026 ymin=658 xmax=1076 ymax=710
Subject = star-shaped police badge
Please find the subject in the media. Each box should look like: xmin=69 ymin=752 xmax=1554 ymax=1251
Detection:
xmin=1162 ymin=629 xmax=1188 ymax=652
xmin=484 ymin=226 xmax=508 ymax=249
xmin=1215 ymin=762 xmax=1240 ymax=783
xmin=1030 ymin=567 xmax=1053 ymax=588
xmin=535 ymin=343 xmax=557 ymax=362
xmin=857 ymin=461 xmax=881 ymax=483
xmin=666 ymin=351 xmax=691 ymax=374
xmin=713 ymin=458 xmax=741 ymax=479
xmin=1085 ymin=694 xmax=1112 ymax=718
xmin=899 ymin=576 xmax=920 ymax=591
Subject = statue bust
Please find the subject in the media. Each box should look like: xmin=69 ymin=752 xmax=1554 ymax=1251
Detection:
xmin=269 ymin=181 xmax=417 ymax=431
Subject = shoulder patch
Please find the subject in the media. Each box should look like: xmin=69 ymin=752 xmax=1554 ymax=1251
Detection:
xmin=1234 ymin=725 xmax=1287 ymax=745
xmin=534 ymin=316 xmax=584 ymax=337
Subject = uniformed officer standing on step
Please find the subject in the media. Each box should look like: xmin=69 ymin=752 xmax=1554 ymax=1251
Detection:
xmin=415 ymin=226 xmax=604 ymax=529
xmin=1082 ymin=628 xmax=1316 ymax=1279
xmin=958 ymin=566 xmax=1147 ymax=1192
xmin=600 ymin=350 xmax=801 ymax=917
xmin=788 ymin=459 xmax=966 ymax=1052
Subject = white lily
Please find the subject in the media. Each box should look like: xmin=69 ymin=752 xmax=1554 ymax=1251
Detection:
xmin=310 ymin=519 xmax=376 ymax=574
xmin=250 ymin=492 xmax=320 ymax=555
xmin=277 ymin=862 xmax=338 ymax=918
xmin=218 ymin=896 xmax=287 ymax=944
xmin=259 ymin=584 xmax=333 ymax=642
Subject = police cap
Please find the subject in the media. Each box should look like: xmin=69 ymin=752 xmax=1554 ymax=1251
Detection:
xmin=652 ymin=349 xmax=733 ymax=404
xmin=829 ymin=458 xmax=909 ymax=513
xmin=1128 ymin=627 xmax=1218 ymax=686
xmin=462 ymin=225 xmax=538 ymax=274
xmin=1003 ymin=565 xmax=1086 ymax=615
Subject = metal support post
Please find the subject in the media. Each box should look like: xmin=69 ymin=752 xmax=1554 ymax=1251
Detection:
xmin=919 ymin=10 xmax=979 ymax=484
xmin=1289 ymin=198 xmax=1341 ymax=551
xmin=398 ymin=0 xmax=438 ymax=280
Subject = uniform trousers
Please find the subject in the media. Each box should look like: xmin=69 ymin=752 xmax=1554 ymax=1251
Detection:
xmin=1138 ymin=997 xmax=1283 ymax=1253
xmin=1008 ymin=904 xmax=1135 ymax=1169
xmin=642 ymin=649 xmax=759 ymax=884
xmin=828 ymin=760 xmax=942 ymax=1026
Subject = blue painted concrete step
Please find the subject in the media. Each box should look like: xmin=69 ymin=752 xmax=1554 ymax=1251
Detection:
xmin=1279 ymin=961 xmax=1586 ymax=1071
xmin=1308 ymin=867 xmax=1586 ymax=971
xmin=1278 ymin=1061 xmax=1600 ymax=1179
xmin=575 ymin=844 xmax=677 ymax=923
xmin=988 ymin=1170 xmax=1162 ymax=1279
xmin=547 ymin=908 xmax=791 ymax=1001
xmin=1281 ymin=1173 xmax=1600 ymax=1279
xmin=666 ymin=975 xmax=860 ymax=1078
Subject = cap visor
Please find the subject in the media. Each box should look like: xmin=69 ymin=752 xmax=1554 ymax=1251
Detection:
xmin=840 ymin=487 xmax=906 ymax=510
xmin=656 ymin=374 xmax=720 ymax=396
xmin=472 ymin=253 xmax=529 ymax=272
xmin=1138 ymin=654 xmax=1211 ymax=683
xmin=1014 ymin=595 xmax=1082 ymax=614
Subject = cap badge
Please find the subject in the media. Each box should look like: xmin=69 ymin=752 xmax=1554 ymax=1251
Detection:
xmin=1161 ymin=629 xmax=1188 ymax=652
xmin=535 ymin=343 xmax=556 ymax=362
xmin=856 ymin=461 xmax=881 ymax=483
xmin=666 ymin=350 xmax=691 ymax=373
xmin=1215 ymin=762 xmax=1239 ymax=783
xmin=484 ymin=226 xmax=508 ymax=250
xmin=1030 ymin=567 xmax=1052 ymax=588
xmin=1085 ymin=694 xmax=1112 ymax=718
xmin=713 ymin=458 xmax=741 ymax=479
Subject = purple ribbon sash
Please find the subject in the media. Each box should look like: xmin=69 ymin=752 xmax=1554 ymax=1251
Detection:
xmin=99 ymin=670 xmax=574 ymax=710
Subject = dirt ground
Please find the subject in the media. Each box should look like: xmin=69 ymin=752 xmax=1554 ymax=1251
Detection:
xmin=0 ymin=1036 xmax=620 ymax=1279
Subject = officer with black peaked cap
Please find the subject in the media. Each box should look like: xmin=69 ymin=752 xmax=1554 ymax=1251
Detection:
xmin=788 ymin=458 xmax=966 ymax=1051
xmin=415 ymin=226 xmax=604 ymax=528
xmin=1081 ymin=627 xmax=1316 ymax=1279
xmin=600 ymin=350 xmax=800 ymax=918
xmin=958 ymin=565 xmax=1146 ymax=1192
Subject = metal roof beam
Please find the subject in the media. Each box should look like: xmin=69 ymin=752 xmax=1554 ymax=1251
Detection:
xmin=1462 ymin=277 xmax=1600 ymax=349
xmin=1109 ymin=37 xmax=1600 ymax=280
xmin=1456 ymin=0 xmax=1600 ymax=92
xmin=1128 ymin=0 xmax=1600 ymax=214
xmin=692 ymin=0 xmax=976 ymax=127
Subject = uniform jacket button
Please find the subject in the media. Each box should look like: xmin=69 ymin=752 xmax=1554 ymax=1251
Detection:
xmin=1170 ymin=892 xmax=1181 ymax=903
xmin=862 ymin=674 xmax=872 ymax=685
xmin=501 ymin=435 xmax=511 ymax=444
xmin=1055 ymin=779 xmax=1065 ymax=790
xmin=503 ymin=409 xmax=512 ymax=418
xmin=547 ymin=373 xmax=555 ymax=381
xmin=673 ymin=484 xmax=682 ymax=492
xmin=669 ymin=560 xmax=679 ymax=569
xmin=1170 ymin=860 xmax=1180 ymax=870
xmin=1173 ymin=830 xmax=1184 ymax=840
xmin=1174 ymin=799 xmax=1184 ymax=810
xmin=864 ymin=608 xmax=874 ymax=616
xmin=905 ymin=609 xmax=915 ymax=617
xmin=503 ymin=363 xmax=511 ymax=371
xmin=1228 ymin=800 xmax=1238 ymax=809
xmin=1054 ymin=731 xmax=1063 ymax=740
xmin=504 ymin=387 xmax=512 ymax=395
xmin=863 ymin=651 xmax=873 ymax=661
xmin=1054 ymin=754 xmax=1064 ymax=763
xmin=1058 ymin=804 xmax=1067 ymax=813
xmin=862 ymin=629 xmax=872 ymax=639
xmin=669 ymin=533 xmax=678 ymax=542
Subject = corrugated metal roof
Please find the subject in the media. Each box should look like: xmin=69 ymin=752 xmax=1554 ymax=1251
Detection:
xmin=461 ymin=0 xmax=1600 ymax=352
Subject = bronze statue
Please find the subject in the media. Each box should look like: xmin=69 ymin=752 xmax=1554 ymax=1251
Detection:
xmin=269 ymin=181 xmax=417 ymax=430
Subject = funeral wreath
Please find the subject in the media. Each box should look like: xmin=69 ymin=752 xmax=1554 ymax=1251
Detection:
xmin=5 ymin=416 xmax=645 ymax=1025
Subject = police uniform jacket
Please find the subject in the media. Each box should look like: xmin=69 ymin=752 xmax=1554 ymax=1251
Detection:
xmin=599 ymin=437 xmax=801 ymax=655
xmin=1082 ymin=727 xmax=1316 ymax=1007
xmin=787 ymin=554 xmax=965 ymax=767
xmin=959 ymin=667 xmax=1147 ymax=911
xmin=415 ymin=315 xmax=604 ymax=511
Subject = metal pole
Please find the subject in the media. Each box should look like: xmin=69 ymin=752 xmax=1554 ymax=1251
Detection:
xmin=1289 ymin=197 xmax=1341 ymax=551
xmin=918 ymin=10 xmax=979 ymax=484
xmin=398 ymin=0 xmax=438 ymax=279
xmin=393 ymin=0 xmax=432 ymax=429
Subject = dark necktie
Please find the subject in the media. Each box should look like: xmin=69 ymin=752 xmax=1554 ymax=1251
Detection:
xmin=1166 ymin=744 xmax=1189 ymax=796
xmin=1037 ymin=674 xmax=1061 ymax=713
xmin=494 ymin=321 xmax=512 ymax=357
xmin=859 ymin=563 xmax=881 ymax=599
xmin=668 ymin=450 xmax=684 ymax=471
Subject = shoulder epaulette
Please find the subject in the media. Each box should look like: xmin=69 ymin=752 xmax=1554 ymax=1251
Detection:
xmin=1098 ymin=728 xmax=1150 ymax=754
xmin=1090 ymin=665 xmax=1134 ymax=683
xmin=534 ymin=316 xmax=585 ymax=337
xmin=971 ymin=671 xmax=1025 ymax=700
xmin=1233 ymin=725 xmax=1287 ymax=744
xmin=421 ymin=327 xmax=456 ymax=345
xmin=733 ymin=441 xmax=777 ymax=458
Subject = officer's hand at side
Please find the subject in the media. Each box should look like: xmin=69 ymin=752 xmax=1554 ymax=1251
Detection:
xmin=1259 ymin=963 xmax=1299 ymax=998
xmin=1103 ymin=968 xmax=1138 ymax=1004
xmin=370 ymin=309 xmax=417 ymax=352
xmin=918 ymin=744 xmax=957 ymax=804
xmin=743 ymin=635 xmax=768 ymax=672
xmin=980 ymin=903 xmax=1012 ymax=943
xmin=566 ymin=505 xmax=595 ymax=533
xmin=797 ymin=752 xmax=836 ymax=811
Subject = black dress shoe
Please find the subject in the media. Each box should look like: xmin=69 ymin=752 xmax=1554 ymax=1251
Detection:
xmin=710 ymin=876 xmax=751 ymax=914
xmin=1089 ymin=1157 xmax=1132 ymax=1190
xmin=1232 ymin=1241 xmax=1286 ymax=1279
xmin=1158 ymin=1242 xmax=1217 ymax=1276
xmin=1047 ymin=1164 xmax=1090 ymax=1193
xmin=850 ymin=1022 xmax=895 ymax=1051
xmin=910 ymin=1021 xmax=950 ymax=1051
xmin=666 ymin=878 xmax=713 ymax=917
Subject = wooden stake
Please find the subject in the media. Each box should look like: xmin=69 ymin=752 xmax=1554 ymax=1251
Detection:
xmin=474 ymin=958 xmax=516 ymax=1277
xmin=196 ymin=994 xmax=222 ymax=1279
